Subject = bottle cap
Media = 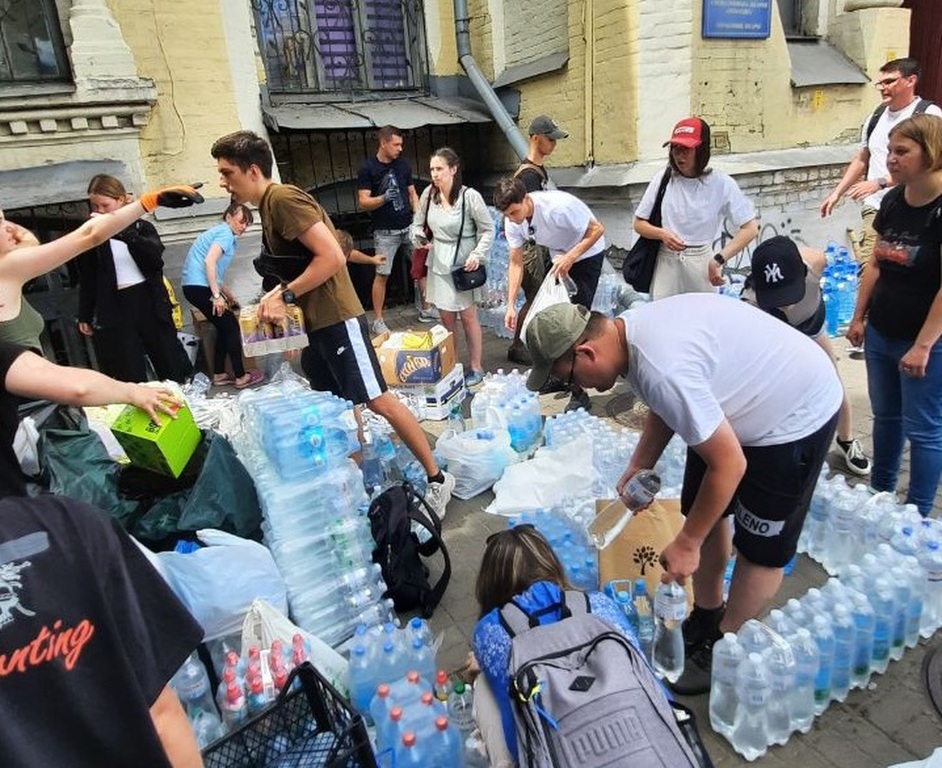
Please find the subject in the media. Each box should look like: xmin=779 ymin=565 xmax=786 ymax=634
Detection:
xmin=435 ymin=717 xmax=449 ymax=731
xmin=454 ymin=681 xmax=466 ymax=694
xmin=402 ymin=732 xmax=416 ymax=747
xmin=376 ymin=683 xmax=390 ymax=698
xmin=390 ymin=706 xmax=403 ymax=720
xmin=436 ymin=670 xmax=448 ymax=685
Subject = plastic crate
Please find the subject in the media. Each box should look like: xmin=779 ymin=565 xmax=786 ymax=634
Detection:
xmin=202 ymin=662 xmax=376 ymax=768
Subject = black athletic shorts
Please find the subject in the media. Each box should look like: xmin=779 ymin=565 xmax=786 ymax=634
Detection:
xmin=568 ymin=253 xmax=604 ymax=310
xmin=300 ymin=315 xmax=387 ymax=404
xmin=680 ymin=410 xmax=838 ymax=568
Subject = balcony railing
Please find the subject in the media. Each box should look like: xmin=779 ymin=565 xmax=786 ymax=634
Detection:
xmin=252 ymin=0 xmax=428 ymax=96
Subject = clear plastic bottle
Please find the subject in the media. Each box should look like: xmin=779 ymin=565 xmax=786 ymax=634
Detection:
xmin=788 ymin=628 xmax=819 ymax=734
xmin=615 ymin=588 xmax=640 ymax=637
xmin=172 ymin=653 xmax=226 ymax=747
xmin=870 ymin=578 xmax=895 ymax=674
xmin=849 ymin=592 xmax=875 ymax=689
xmin=447 ymin=681 xmax=476 ymax=740
xmin=434 ymin=669 xmax=451 ymax=703
xmin=348 ymin=644 xmax=375 ymax=716
xmin=918 ymin=539 xmax=942 ymax=638
xmin=829 ymin=604 xmax=855 ymax=703
xmin=730 ymin=652 xmax=771 ymax=761
xmin=709 ymin=633 xmax=744 ymax=739
xmin=634 ymin=580 xmax=655 ymax=661
xmin=220 ymin=681 xmax=248 ymax=731
xmin=430 ymin=716 xmax=467 ymax=767
xmin=652 ymin=580 xmax=687 ymax=683
xmin=811 ymin=615 xmax=835 ymax=715
xmin=825 ymin=490 xmax=857 ymax=576
xmin=586 ymin=470 xmax=661 ymax=549
xmin=765 ymin=643 xmax=796 ymax=746
xmin=447 ymin=402 xmax=466 ymax=434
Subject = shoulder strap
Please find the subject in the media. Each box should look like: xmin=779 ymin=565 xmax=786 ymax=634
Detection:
xmin=514 ymin=161 xmax=549 ymax=183
xmin=649 ymin=166 xmax=672 ymax=227
xmin=498 ymin=590 xmax=579 ymax=637
xmin=452 ymin=189 xmax=467 ymax=266
xmin=404 ymin=483 xmax=452 ymax=618
xmin=865 ymin=104 xmax=888 ymax=142
xmin=914 ymin=98 xmax=935 ymax=116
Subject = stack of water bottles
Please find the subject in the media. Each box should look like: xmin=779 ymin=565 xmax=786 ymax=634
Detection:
xmin=607 ymin=579 xmax=656 ymax=663
xmin=361 ymin=418 xmax=429 ymax=499
xmin=709 ymin=522 xmax=942 ymax=761
xmin=233 ymin=381 xmax=393 ymax=647
xmin=469 ymin=368 xmax=543 ymax=455
xmin=346 ymin=619 xmax=480 ymax=767
xmin=478 ymin=207 xmax=518 ymax=339
xmin=821 ymin=242 xmax=859 ymax=338
xmin=505 ymin=509 xmax=600 ymax=591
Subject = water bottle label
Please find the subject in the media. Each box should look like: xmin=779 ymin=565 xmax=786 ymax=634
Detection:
xmin=745 ymin=690 xmax=769 ymax=707
xmin=928 ymin=569 xmax=942 ymax=583
xmin=654 ymin=593 xmax=686 ymax=621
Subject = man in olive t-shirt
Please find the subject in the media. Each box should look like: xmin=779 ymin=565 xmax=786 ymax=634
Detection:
xmin=211 ymin=131 xmax=455 ymax=520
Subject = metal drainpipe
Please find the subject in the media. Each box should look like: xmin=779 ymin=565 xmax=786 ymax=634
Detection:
xmin=453 ymin=0 xmax=529 ymax=161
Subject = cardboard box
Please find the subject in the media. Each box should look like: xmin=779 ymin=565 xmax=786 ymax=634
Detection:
xmin=110 ymin=400 xmax=201 ymax=478
xmin=191 ymin=309 xmax=257 ymax=377
xmin=596 ymin=498 xmax=695 ymax=611
xmin=397 ymin=363 xmax=467 ymax=420
xmin=239 ymin=303 xmax=308 ymax=358
xmin=373 ymin=325 xmax=456 ymax=386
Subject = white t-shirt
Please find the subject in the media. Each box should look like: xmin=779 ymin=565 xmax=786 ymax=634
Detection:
xmin=109 ymin=239 xmax=145 ymax=288
xmin=635 ymin=168 xmax=755 ymax=246
xmin=862 ymin=98 xmax=942 ymax=209
xmin=504 ymin=190 xmax=606 ymax=264
xmin=620 ymin=294 xmax=842 ymax=448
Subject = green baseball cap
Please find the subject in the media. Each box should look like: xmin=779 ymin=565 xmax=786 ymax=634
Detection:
xmin=525 ymin=303 xmax=590 ymax=391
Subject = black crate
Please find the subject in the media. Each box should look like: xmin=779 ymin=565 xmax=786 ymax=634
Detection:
xmin=202 ymin=662 xmax=377 ymax=768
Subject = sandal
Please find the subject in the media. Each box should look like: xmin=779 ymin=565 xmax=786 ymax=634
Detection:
xmin=213 ymin=373 xmax=234 ymax=386
xmin=234 ymin=369 xmax=265 ymax=389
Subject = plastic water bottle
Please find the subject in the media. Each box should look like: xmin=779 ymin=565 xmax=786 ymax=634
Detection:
xmin=410 ymin=638 xmax=436 ymax=685
xmin=849 ymin=592 xmax=875 ymax=689
xmin=902 ymin=558 xmax=925 ymax=648
xmin=447 ymin=681 xmax=475 ymax=740
xmin=709 ymin=633 xmax=744 ymax=738
xmin=430 ymin=716 xmax=466 ymax=767
xmin=738 ymin=620 xmax=772 ymax=656
xmin=765 ymin=608 xmax=798 ymax=642
xmin=652 ymin=581 xmax=687 ymax=683
xmin=434 ymin=669 xmax=450 ymax=703
xmin=825 ymin=491 xmax=857 ymax=576
xmin=919 ymin=539 xmax=942 ymax=637
xmin=360 ymin=439 xmax=385 ymax=495
xmin=765 ymin=643 xmax=796 ymax=746
xmin=348 ymin=644 xmax=375 ymax=716
xmin=788 ymin=628 xmax=819 ymax=734
xmin=615 ymin=588 xmax=640 ymax=636
xmin=830 ymin=604 xmax=855 ymax=703
xmin=172 ymin=653 xmax=226 ymax=747
xmin=870 ymin=578 xmax=895 ymax=674
xmin=634 ymin=580 xmax=655 ymax=661
xmin=447 ymin=402 xmax=466 ymax=434
xmin=730 ymin=652 xmax=770 ymax=761
xmin=395 ymin=731 xmax=426 ymax=767
xmin=586 ymin=470 xmax=661 ymax=549
xmin=811 ymin=615 xmax=835 ymax=715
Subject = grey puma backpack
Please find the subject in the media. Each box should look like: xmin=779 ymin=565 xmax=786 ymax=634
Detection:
xmin=500 ymin=590 xmax=701 ymax=768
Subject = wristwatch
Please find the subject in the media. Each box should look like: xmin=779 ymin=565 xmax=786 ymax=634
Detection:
xmin=280 ymin=284 xmax=296 ymax=305
xmin=212 ymin=292 xmax=223 ymax=300
xmin=878 ymin=178 xmax=888 ymax=190
xmin=713 ymin=253 xmax=726 ymax=266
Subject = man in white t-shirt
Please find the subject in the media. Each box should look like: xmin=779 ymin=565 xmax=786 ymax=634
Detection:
xmin=524 ymin=297 xmax=842 ymax=694
xmin=494 ymin=177 xmax=606 ymax=411
xmin=821 ymin=57 xmax=941 ymax=269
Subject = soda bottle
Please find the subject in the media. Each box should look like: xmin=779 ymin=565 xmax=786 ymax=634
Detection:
xmin=652 ymin=580 xmax=687 ymax=683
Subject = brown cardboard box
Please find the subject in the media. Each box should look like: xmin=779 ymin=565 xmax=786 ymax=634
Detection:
xmin=373 ymin=326 xmax=457 ymax=386
xmin=191 ymin=308 xmax=257 ymax=377
xmin=596 ymin=498 xmax=695 ymax=610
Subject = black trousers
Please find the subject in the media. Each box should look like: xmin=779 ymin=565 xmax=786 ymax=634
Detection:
xmin=93 ymin=283 xmax=191 ymax=383
xmin=183 ymin=285 xmax=245 ymax=379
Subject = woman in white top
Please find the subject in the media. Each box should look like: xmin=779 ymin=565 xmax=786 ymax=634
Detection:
xmin=634 ymin=117 xmax=759 ymax=299
xmin=79 ymin=174 xmax=193 ymax=383
xmin=412 ymin=148 xmax=494 ymax=386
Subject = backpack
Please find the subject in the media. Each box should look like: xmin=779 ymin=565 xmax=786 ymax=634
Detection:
xmin=368 ymin=482 xmax=451 ymax=619
xmin=500 ymin=590 xmax=702 ymax=768
xmin=865 ymin=98 xmax=935 ymax=142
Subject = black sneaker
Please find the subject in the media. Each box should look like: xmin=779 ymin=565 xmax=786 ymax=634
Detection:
xmin=836 ymin=437 xmax=871 ymax=476
xmin=670 ymin=641 xmax=715 ymax=696
xmin=682 ymin=604 xmax=725 ymax=654
xmin=565 ymin=388 xmax=592 ymax=413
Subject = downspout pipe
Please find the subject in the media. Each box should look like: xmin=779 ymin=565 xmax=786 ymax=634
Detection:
xmin=453 ymin=0 xmax=529 ymax=161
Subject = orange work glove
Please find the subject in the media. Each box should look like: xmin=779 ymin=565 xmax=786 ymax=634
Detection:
xmin=139 ymin=184 xmax=205 ymax=212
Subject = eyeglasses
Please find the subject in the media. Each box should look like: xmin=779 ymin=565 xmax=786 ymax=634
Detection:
xmin=875 ymin=76 xmax=901 ymax=88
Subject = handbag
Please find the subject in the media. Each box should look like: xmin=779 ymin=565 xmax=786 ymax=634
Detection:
xmin=622 ymin=165 xmax=671 ymax=292
xmin=450 ymin=189 xmax=487 ymax=291
xmin=410 ymin=192 xmax=433 ymax=280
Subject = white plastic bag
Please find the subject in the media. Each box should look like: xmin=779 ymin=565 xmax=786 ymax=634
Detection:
xmin=155 ymin=529 xmax=288 ymax=642
xmin=519 ymin=272 xmax=572 ymax=341
xmin=436 ymin=428 xmax=516 ymax=500
xmin=241 ymin=598 xmax=348 ymax=695
xmin=13 ymin=416 xmax=40 ymax=476
xmin=487 ymin=434 xmax=598 ymax=516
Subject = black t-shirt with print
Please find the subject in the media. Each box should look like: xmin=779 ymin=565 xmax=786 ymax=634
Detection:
xmin=0 ymin=341 xmax=29 ymax=498
xmin=871 ymin=186 xmax=942 ymax=340
xmin=0 ymin=494 xmax=203 ymax=767
xmin=356 ymin=155 xmax=414 ymax=231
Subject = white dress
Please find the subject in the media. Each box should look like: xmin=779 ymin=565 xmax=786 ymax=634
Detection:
xmin=413 ymin=185 xmax=494 ymax=312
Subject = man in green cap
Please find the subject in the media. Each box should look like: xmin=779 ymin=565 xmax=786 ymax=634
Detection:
xmin=525 ymin=294 xmax=842 ymax=694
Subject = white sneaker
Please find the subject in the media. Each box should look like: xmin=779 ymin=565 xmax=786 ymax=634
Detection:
xmin=371 ymin=318 xmax=390 ymax=335
xmin=423 ymin=471 xmax=455 ymax=522
xmin=418 ymin=307 xmax=440 ymax=323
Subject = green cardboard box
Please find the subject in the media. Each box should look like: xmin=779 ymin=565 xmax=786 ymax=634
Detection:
xmin=110 ymin=401 xmax=201 ymax=478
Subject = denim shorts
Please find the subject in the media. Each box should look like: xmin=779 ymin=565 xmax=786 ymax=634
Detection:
xmin=373 ymin=228 xmax=413 ymax=277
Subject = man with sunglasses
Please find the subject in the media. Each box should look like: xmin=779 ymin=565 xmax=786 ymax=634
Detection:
xmin=523 ymin=297 xmax=842 ymax=694
xmin=821 ymin=58 xmax=940 ymax=271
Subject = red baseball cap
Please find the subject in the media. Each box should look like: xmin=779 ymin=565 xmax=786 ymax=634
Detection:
xmin=663 ymin=117 xmax=706 ymax=148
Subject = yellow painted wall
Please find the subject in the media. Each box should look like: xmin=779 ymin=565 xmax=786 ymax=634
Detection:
xmin=107 ymin=1 xmax=241 ymax=193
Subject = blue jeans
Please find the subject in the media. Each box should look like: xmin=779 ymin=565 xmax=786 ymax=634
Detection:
xmin=865 ymin=324 xmax=942 ymax=515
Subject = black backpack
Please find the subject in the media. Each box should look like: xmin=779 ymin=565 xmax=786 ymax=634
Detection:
xmin=368 ymin=483 xmax=451 ymax=618
xmin=865 ymin=98 xmax=936 ymax=142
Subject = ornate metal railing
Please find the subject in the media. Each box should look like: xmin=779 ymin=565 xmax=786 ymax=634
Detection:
xmin=252 ymin=0 xmax=428 ymax=95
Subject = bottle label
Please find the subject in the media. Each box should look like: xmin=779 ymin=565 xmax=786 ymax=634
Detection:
xmin=654 ymin=592 xmax=686 ymax=621
xmin=744 ymin=690 xmax=769 ymax=707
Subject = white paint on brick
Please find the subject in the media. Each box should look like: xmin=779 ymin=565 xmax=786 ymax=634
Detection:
xmin=503 ymin=0 xmax=568 ymax=69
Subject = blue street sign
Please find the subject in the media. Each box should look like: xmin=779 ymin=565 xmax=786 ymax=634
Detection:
xmin=703 ymin=0 xmax=773 ymax=39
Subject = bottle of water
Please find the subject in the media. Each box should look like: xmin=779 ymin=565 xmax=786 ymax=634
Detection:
xmin=765 ymin=643 xmax=796 ymax=746
xmin=829 ymin=604 xmax=855 ymax=703
xmin=918 ymin=539 xmax=942 ymax=638
xmin=586 ymin=470 xmax=661 ymax=549
xmin=730 ymin=652 xmax=771 ymax=761
xmin=652 ymin=581 xmax=687 ymax=683
xmin=434 ymin=669 xmax=450 ymax=703
xmin=385 ymin=173 xmax=405 ymax=212
xmin=765 ymin=608 xmax=798 ymax=642
xmin=811 ymin=615 xmax=835 ymax=715
xmin=172 ymin=653 xmax=227 ymax=747
xmin=447 ymin=681 xmax=475 ymax=740
xmin=430 ymin=716 xmax=467 ymax=767
xmin=903 ymin=558 xmax=925 ymax=648
xmin=870 ymin=578 xmax=895 ymax=674
xmin=634 ymin=580 xmax=655 ymax=661
xmin=615 ymin=588 xmax=640 ymax=637
xmin=788 ymin=628 xmax=819 ymax=734
xmin=849 ymin=592 xmax=875 ymax=689
xmin=709 ymin=633 xmax=744 ymax=738
xmin=395 ymin=731 xmax=426 ymax=767
xmin=825 ymin=490 xmax=857 ymax=576
xmin=738 ymin=620 xmax=772 ymax=656
xmin=348 ymin=644 xmax=375 ymax=716
xmin=360 ymin=438 xmax=385 ymax=495
xmin=447 ymin=402 xmax=466 ymax=434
